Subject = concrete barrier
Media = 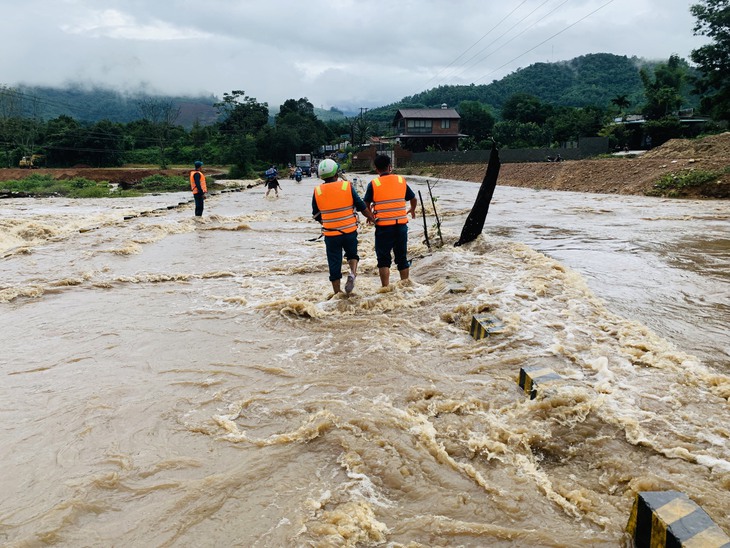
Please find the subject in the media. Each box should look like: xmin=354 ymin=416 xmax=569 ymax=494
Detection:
xmin=518 ymin=366 xmax=562 ymax=399
xmin=469 ymin=313 xmax=504 ymax=340
xmin=626 ymin=491 xmax=730 ymax=547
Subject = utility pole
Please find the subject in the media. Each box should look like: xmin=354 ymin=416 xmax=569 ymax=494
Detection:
xmin=357 ymin=108 xmax=369 ymax=146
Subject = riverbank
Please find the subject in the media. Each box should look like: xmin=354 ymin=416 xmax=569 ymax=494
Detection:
xmin=407 ymin=132 xmax=730 ymax=199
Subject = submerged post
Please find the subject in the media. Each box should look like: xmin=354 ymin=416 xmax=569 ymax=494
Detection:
xmin=418 ymin=190 xmax=431 ymax=249
xmin=454 ymin=141 xmax=501 ymax=247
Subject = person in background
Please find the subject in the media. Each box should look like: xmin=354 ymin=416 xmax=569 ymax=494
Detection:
xmin=264 ymin=165 xmax=281 ymax=198
xmin=312 ymin=158 xmax=374 ymax=295
xmin=190 ymin=160 xmax=207 ymax=217
xmin=364 ymin=154 xmax=417 ymax=287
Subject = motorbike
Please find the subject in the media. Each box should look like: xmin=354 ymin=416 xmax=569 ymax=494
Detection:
xmin=294 ymin=171 xmax=302 ymax=183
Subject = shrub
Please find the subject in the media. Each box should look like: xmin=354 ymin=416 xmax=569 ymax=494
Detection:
xmin=647 ymin=169 xmax=720 ymax=197
xmin=70 ymin=185 xmax=111 ymax=198
xmin=135 ymin=174 xmax=188 ymax=192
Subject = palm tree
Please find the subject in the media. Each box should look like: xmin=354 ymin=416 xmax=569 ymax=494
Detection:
xmin=611 ymin=94 xmax=631 ymax=121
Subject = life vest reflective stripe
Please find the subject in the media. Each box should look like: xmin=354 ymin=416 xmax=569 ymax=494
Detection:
xmin=314 ymin=180 xmax=358 ymax=236
xmin=371 ymin=174 xmax=407 ymax=225
xmin=190 ymin=171 xmax=207 ymax=194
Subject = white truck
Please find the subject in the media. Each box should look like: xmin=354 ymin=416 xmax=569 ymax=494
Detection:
xmin=295 ymin=153 xmax=312 ymax=176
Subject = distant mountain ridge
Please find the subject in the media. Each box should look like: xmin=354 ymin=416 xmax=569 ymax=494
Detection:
xmin=16 ymin=85 xmax=220 ymax=128
xmin=14 ymin=53 xmax=699 ymax=127
xmin=366 ymin=53 xmax=700 ymax=122
xmin=15 ymin=84 xmax=346 ymax=128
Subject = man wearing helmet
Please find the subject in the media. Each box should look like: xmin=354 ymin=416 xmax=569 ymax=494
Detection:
xmin=312 ymin=158 xmax=374 ymax=295
xmin=190 ymin=160 xmax=207 ymax=217
xmin=364 ymin=154 xmax=417 ymax=287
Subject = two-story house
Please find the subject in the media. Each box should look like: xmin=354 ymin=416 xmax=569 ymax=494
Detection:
xmin=393 ymin=104 xmax=465 ymax=152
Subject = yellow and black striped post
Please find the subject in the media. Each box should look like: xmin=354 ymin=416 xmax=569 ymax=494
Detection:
xmin=469 ymin=313 xmax=504 ymax=340
xmin=518 ymin=366 xmax=562 ymax=400
xmin=627 ymin=491 xmax=730 ymax=547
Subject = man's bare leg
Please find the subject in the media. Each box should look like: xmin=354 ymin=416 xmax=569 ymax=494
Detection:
xmin=378 ymin=266 xmax=390 ymax=287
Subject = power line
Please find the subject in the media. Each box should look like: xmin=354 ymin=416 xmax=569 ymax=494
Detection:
xmin=436 ymin=0 xmax=555 ymax=85
xmin=420 ymin=0 xmax=529 ymax=90
xmin=473 ymin=0 xmax=616 ymax=84
xmin=446 ymin=0 xmax=571 ymax=83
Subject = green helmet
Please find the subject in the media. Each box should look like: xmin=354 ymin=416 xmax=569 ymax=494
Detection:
xmin=318 ymin=159 xmax=339 ymax=179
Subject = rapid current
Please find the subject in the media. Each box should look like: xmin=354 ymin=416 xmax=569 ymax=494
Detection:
xmin=1 ymin=173 xmax=728 ymax=547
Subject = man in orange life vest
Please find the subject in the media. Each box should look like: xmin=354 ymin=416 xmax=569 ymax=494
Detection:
xmin=312 ymin=158 xmax=374 ymax=295
xmin=364 ymin=154 xmax=418 ymax=287
xmin=190 ymin=160 xmax=207 ymax=216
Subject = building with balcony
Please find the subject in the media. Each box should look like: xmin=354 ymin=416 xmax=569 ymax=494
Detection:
xmin=393 ymin=104 xmax=466 ymax=152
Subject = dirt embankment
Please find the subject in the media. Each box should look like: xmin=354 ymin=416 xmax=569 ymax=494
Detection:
xmin=0 ymin=166 xmax=228 ymax=188
xmin=410 ymin=132 xmax=730 ymax=199
xmin=1 ymin=134 xmax=728 ymax=199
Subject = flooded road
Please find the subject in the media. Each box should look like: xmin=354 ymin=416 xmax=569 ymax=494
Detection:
xmin=1 ymin=175 xmax=728 ymax=547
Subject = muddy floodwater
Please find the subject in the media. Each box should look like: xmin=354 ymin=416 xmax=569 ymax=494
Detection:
xmin=1 ymin=175 xmax=728 ymax=547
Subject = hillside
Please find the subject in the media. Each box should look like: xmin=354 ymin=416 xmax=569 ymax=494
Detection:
xmin=15 ymin=85 xmax=220 ymax=128
xmin=366 ymin=53 xmax=698 ymax=122
xmin=10 ymin=52 xmax=696 ymax=129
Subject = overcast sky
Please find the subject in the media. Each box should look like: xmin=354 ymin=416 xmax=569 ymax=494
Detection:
xmin=3 ymin=0 xmax=710 ymax=112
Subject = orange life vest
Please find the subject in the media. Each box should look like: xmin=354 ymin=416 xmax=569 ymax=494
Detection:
xmin=314 ymin=180 xmax=358 ymax=236
xmin=190 ymin=170 xmax=207 ymax=194
xmin=370 ymin=174 xmax=408 ymax=226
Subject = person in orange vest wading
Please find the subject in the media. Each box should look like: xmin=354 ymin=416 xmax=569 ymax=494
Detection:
xmin=312 ymin=159 xmax=374 ymax=295
xmin=190 ymin=160 xmax=207 ymax=217
xmin=364 ymin=154 xmax=418 ymax=287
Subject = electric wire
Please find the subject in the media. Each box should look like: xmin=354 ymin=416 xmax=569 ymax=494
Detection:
xmin=446 ymin=0 xmax=572 ymax=84
xmin=420 ymin=0 xmax=529 ymax=90
xmin=473 ymin=0 xmax=616 ymax=83
xmin=435 ymin=0 xmax=555 ymax=86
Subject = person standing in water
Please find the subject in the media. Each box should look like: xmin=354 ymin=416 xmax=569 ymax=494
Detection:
xmin=264 ymin=165 xmax=281 ymax=198
xmin=190 ymin=160 xmax=207 ymax=217
xmin=364 ymin=154 xmax=417 ymax=287
xmin=312 ymin=159 xmax=374 ymax=295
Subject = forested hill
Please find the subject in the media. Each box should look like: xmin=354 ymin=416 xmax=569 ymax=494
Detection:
xmin=15 ymin=85 xmax=220 ymax=128
xmin=14 ymin=53 xmax=698 ymax=126
xmin=366 ymin=53 xmax=699 ymax=122
xmin=14 ymin=85 xmax=345 ymax=127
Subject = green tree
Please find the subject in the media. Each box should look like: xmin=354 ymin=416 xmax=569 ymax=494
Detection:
xmin=611 ymin=94 xmax=631 ymax=120
xmin=457 ymin=100 xmax=495 ymax=142
xmin=492 ymin=120 xmax=550 ymax=148
xmin=45 ymin=115 xmax=82 ymax=166
xmin=547 ymin=105 xmax=608 ymax=143
xmin=273 ymin=98 xmax=332 ymax=161
xmin=501 ymin=93 xmax=552 ymax=125
xmin=640 ymin=54 xmax=687 ymax=119
xmin=214 ymin=90 xmax=269 ymax=173
xmin=137 ymin=97 xmax=181 ymax=169
xmin=690 ymin=0 xmax=730 ymax=122
xmin=215 ymin=90 xmax=269 ymax=135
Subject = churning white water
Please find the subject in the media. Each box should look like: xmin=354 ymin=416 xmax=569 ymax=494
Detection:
xmin=1 ymin=174 xmax=728 ymax=547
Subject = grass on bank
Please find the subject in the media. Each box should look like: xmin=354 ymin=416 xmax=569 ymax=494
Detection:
xmin=0 ymin=174 xmax=190 ymax=198
xmin=646 ymin=167 xmax=729 ymax=197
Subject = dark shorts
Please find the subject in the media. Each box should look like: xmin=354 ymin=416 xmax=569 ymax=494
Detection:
xmin=374 ymin=223 xmax=410 ymax=270
xmin=324 ymin=231 xmax=359 ymax=281
xmin=267 ymin=180 xmax=279 ymax=189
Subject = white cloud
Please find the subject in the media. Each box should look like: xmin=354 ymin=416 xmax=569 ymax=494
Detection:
xmin=0 ymin=0 xmax=713 ymax=110
xmin=60 ymin=8 xmax=212 ymax=40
